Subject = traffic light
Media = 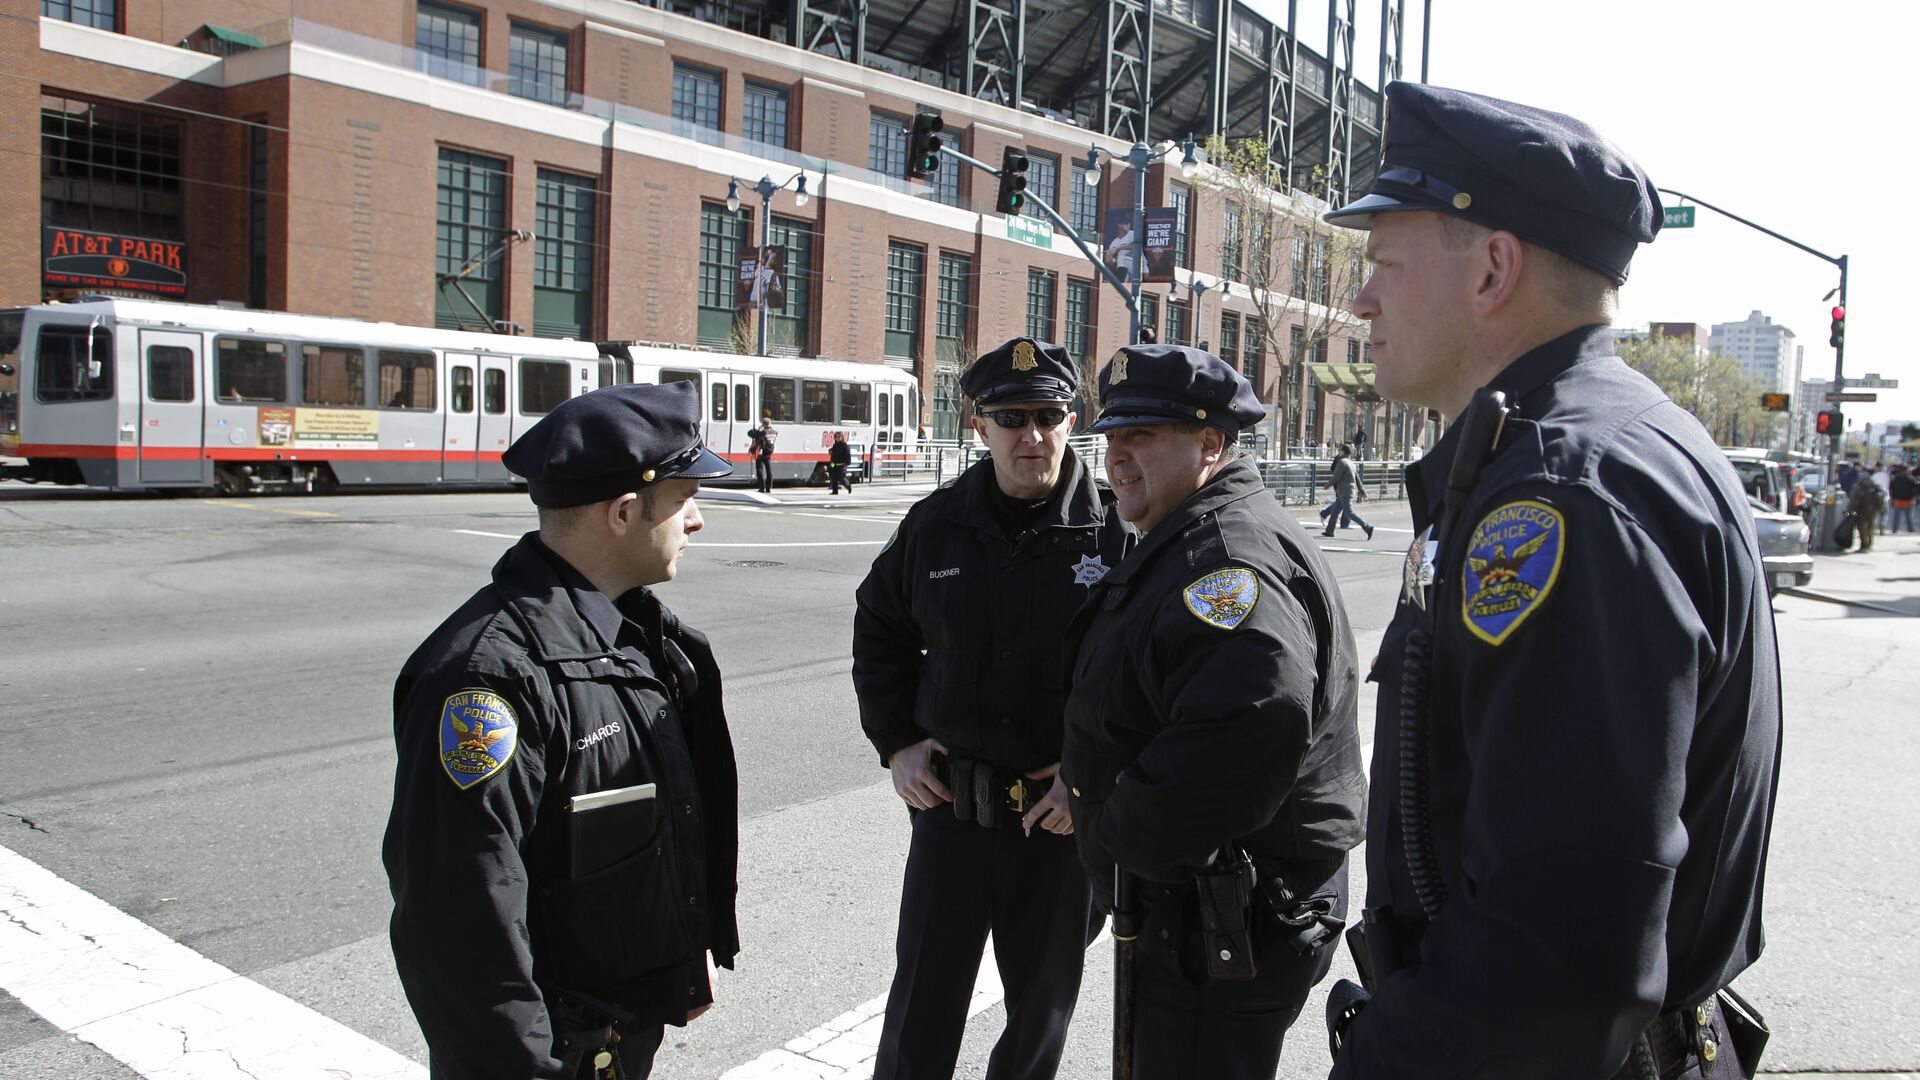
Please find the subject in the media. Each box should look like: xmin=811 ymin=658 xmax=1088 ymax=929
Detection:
xmin=996 ymin=147 xmax=1030 ymax=215
xmin=1829 ymin=304 xmax=1846 ymax=349
xmin=1816 ymin=410 xmax=1844 ymax=436
xmin=906 ymin=110 xmax=944 ymax=181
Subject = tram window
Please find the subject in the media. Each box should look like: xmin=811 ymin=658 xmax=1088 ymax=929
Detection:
xmin=215 ymin=337 xmax=284 ymax=403
xmin=661 ymin=369 xmax=701 ymax=395
xmin=520 ymin=359 xmax=570 ymax=415
xmin=894 ymin=393 xmax=905 ymax=430
xmin=709 ymin=384 xmax=726 ymax=421
xmin=451 ymin=366 xmax=475 ymax=414
xmin=735 ymin=384 xmax=750 ymax=422
xmin=909 ymin=386 xmax=919 ymax=434
xmin=147 ymin=346 xmax=194 ymax=403
xmin=838 ymin=382 xmax=870 ymax=424
xmin=801 ymin=380 xmax=832 ymax=423
xmin=301 ymin=344 xmax=366 ymax=406
xmin=483 ymin=368 xmax=506 ymax=414
xmin=878 ymin=392 xmax=889 ymax=427
xmin=378 ymin=350 xmax=435 ymax=410
xmin=760 ymin=377 xmax=796 ymax=422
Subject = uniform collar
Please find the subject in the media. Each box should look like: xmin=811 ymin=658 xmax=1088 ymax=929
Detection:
xmin=1104 ymin=456 xmax=1264 ymax=585
xmin=946 ymin=444 xmax=1105 ymax=532
xmin=492 ymin=533 xmax=637 ymax=662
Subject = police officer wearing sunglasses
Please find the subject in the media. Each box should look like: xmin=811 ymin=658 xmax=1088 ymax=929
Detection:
xmin=853 ymin=338 xmax=1135 ymax=1079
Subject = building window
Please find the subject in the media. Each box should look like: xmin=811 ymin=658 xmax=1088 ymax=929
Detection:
xmin=248 ymin=121 xmax=268 ymax=309
xmin=1166 ymin=300 xmax=1189 ymax=347
xmin=698 ymin=201 xmax=743 ymax=347
xmin=1027 ymin=269 xmax=1057 ymax=342
xmin=1347 ymin=338 xmax=1360 ymax=364
xmin=1220 ymin=311 xmax=1241 ymax=373
xmin=935 ymin=251 xmax=972 ymax=343
xmin=1290 ymin=324 xmax=1305 ymax=365
xmin=1247 ymin=316 xmax=1265 ymax=386
xmin=1069 ymin=164 xmax=1100 ymax=238
xmin=869 ymin=114 xmax=907 ymax=180
xmin=743 ymin=82 xmax=789 ymax=148
xmin=766 ymin=215 xmax=814 ymax=356
xmin=885 ymin=241 xmax=925 ymax=364
xmin=672 ymin=64 xmax=722 ymax=133
xmin=42 ymin=0 xmax=113 ymax=30
xmin=1027 ymin=151 xmax=1060 ymax=212
xmin=41 ymin=96 xmax=182 ymax=243
xmin=435 ymin=148 xmax=508 ymax=331
xmin=1290 ymin=233 xmax=1309 ymax=300
xmin=508 ymin=23 xmax=568 ymax=106
xmin=1170 ymin=182 xmax=1191 ymax=269
xmin=1221 ymin=203 xmax=1243 ymax=283
xmin=1139 ymin=293 xmax=1159 ymax=343
xmin=534 ymin=169 xmax=596 ymax=339
xmin=415 ymin=2 xmax=482 ymax=84
xmin=928 ymin=141 xmax=962 ymax=207
xmin=1065 ymin=279 xmax=1093 ymax=363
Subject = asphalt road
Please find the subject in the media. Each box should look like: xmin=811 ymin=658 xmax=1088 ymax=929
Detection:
xmin=0 ymin=482 xmax=1913 ymax=1079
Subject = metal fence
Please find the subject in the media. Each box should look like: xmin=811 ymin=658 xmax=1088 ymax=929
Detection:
xmin=862 ymin=437 xmax=1407 ymax=506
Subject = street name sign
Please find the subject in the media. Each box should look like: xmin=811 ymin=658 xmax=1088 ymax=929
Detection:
xmin=1005 ymin=214 xmax=1054 ymax=250
xmin=1663 ymin=206 xmax=1696 ymax=228
xmin=1825 ymin=391 xmax=1878 ymax=403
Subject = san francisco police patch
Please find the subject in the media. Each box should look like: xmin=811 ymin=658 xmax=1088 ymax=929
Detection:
xmin=1183 ymin=568 xmax=1259 ymax=630
xmin=439 ymin=689 xmax=519 ymax=790
xmin=1461 ymin=500 xmax=1565 ymax=646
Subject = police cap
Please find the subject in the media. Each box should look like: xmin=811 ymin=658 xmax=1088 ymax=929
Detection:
xmin=959 ymin=337 xmax=1077 ymax=406
xmin=1088 ymin=344 xmax=1264 ymax=434
xmin=502 ymin=382 xmax=732 ymax=507
xmin=1325 ymin=82 xmax=1660 ymax=284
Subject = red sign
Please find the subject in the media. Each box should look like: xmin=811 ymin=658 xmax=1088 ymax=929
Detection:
xmin=43 ymin=226 xmax=187 ymax=298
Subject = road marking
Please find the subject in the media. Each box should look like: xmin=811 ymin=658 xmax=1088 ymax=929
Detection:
xmin=453 ymin=529 xmax=520 ymax=539
xmin=0 ymin=842 xmax=424 ymax=1080
xmin=692 ymin=541 xmax=885 ymax=548
xmin=200 ymin=499 xmax=335 ymax=518
xmin=789 ymin=512 xmax=900 ymax=524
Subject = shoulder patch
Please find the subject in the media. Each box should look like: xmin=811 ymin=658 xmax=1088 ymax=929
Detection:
xmin=880 ymin=523 xmax=900 ymax=553
xmin=439 ymin=689 xmax=519 ymax=789
xmin=1182 ymin=567 xmax=1259 ymax=630
xmin=1461 ymin=500 xmax=1565 ymax=646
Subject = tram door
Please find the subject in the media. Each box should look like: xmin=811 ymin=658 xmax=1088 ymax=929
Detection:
xmin=444 ymin=352 xmax=512 ymax=481
xmin=477 ymin=356 xmax=511 ymax=480
xmin=707 ymin=370 xmax=754 ymax=465
xmin=137 ymin=328 xmax=204 ymax=484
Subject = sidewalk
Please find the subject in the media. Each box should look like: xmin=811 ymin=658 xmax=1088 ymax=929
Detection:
xmin=1787 ymin=528 xmax=1920 ymax=615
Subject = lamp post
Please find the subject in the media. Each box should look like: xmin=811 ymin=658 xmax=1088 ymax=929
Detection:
xmin=1083 ymin=135 xmax=1199 ymax=344
xmin=1185 ymin=278 xmax=1212 ymax=347
xmin=726 ymin=171 xmax=812 ymax=357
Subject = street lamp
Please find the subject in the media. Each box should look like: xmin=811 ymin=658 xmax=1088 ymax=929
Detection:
xmin=1185 ymin=279 xmax=1212 ymax=346
xmin=1084 ymin=134 xmax=1199 ymax=344
xmin=725 ymin=170 xmax=813 ymax=356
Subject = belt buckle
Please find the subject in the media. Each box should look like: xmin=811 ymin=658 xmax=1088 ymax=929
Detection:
xmin=1007 ymin=777 xmax=1028 ymax=814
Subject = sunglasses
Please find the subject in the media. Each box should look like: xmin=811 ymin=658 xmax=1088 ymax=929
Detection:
xmin=983 ymin=408 xmax=1069 ymax=430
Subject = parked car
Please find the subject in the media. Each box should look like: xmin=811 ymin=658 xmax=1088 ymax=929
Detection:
xmin=1749 ymin=495 xmax=1813 ymax=596
xmin=1723 ymin=448 xmax=1787 ymax=512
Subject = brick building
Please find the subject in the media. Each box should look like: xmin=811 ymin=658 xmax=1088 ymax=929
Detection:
xmin=11 ymin=0 xmax=1403 ymax=443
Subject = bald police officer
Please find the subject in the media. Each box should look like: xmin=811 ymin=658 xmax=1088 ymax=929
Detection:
xmin=1061 ymin=344 xmax=1366 ymax=1078
xmin=854 ymin=338 xmax=1134 ymax=1080
xmin=384 ymin=382 xmax=739 ymax=1079
xmin=1322 ymin=84 xmax=1781 ymax=1078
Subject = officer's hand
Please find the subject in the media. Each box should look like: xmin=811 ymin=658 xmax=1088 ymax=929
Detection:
xmin=887 ymin=737 xmax=951 ymax=810
xmin=1021 ymin=763 xmax=1073 ymax=836
xmin=1325 ymin=978 xmax=1371 ymax=1059
xmin=688 ymin=953 xmax=720 ymax=1021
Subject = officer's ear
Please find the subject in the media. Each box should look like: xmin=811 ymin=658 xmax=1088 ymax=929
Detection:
xmin=1471 ymin=230 xmax=1526 ymax=318
xmin=1197 ymin=425 xmax=1228 ymax=466
xmin=604 ymin=492 xmax=641 ymax=536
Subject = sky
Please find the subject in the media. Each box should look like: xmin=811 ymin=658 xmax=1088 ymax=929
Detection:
xmin=1251 ymin=0 xmax=1919 ymax=427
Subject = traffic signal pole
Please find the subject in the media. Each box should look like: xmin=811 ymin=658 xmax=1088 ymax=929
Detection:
xmin=1655 ymin=187 xmax=1851 ymax=552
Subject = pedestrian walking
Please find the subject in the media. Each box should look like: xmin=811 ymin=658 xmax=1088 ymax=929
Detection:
xmin=1351 ymin=424 xmax=1369 ymax=460
xmin=1839 ymin=459 xmax=1859 ymax=494
xmin=749 ymin=412 xmax=778 ymax=493
xmin=1888 ymin=464 xmax=1916 ymax=534
xmin=827 ymin=431 xmax=851 ymax=493
xmin=1321 ymin=83 xmax=1781 ymax=1077
xmin=384 ymin=383 xmax=740 ymax=1080
xmin=1851 ymin=471 xmax=1886 ymax=551
xmin=853 ymin=337 xmax=1133 ymax=1080
xmin=1319 ymin=443 xmax=1375 ymax=540
xmin=1062 ymin=343 xmax=1366 ymax=1079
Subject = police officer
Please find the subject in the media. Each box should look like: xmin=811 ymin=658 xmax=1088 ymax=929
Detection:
xmin=1321 ymin=84 xmax=1782 ymax=1078
xmin=1061 ymin=344 xmax=1367 ymax=1078
xmin=384 ymin=382 xmax=740 ymax=1079
xmin=853 ymin=338 xmax=1133 ymax=1080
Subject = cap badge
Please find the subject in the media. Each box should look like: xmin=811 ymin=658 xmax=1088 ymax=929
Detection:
xmin=1012 ymin=341 xmax=1038 ymax=372
xmin=1110 ymin=350 xmax=1130 ymax=385
xmin=642 ymin=469 xmax=657 ymax=482
xmin=1452 ymin=192 xmax=1473 ymax=210
xmin=1195 ymin=408 xmax=1207 ymax=421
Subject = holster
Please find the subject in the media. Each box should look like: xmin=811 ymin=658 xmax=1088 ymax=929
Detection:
xmin=551 ymin=992 xmax=633 ymax=1080
xmin=1251 ymin=856 xmax=1346 ymax=958
xmin=936 ymin=753 xmax=1050 ymax=829
xmin=1192 ymin=848 xmax=1259 ymax=980
xmin=1621 ymin=988 xmax=1768 ymax=1080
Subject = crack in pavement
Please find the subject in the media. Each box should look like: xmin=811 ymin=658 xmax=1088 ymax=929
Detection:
xmin=1 ymin=905 xmax=44 ymax=936
xmin=4 ymin=810 xmax=51 ymax=834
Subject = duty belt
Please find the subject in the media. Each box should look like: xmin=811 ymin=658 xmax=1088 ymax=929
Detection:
xmin=934 ymin=753 xmax=1050 ymax=829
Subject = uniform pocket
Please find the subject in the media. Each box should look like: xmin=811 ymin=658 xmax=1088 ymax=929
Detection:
xmin=531 ymin=832 xmax=689 ymax=990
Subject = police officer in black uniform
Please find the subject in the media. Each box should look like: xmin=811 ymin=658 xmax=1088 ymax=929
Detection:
xmin=384 ymin=382 xmax=740 ymax=1079
xmin=853 ymin=338 xmax=1134 ymax=1080
xmin=1321 ymin=84 xmax=1781 ymax=1078
xmin=1061 ymin=344 xmax=1367 ymax=1079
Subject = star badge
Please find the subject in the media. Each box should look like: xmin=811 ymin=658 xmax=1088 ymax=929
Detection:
xmin=1071 ymin=554 xmax=1109 ymax=587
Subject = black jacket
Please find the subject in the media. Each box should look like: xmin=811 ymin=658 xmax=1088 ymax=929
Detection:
xmin=384 ymin=535 xmax=739 ymax=1078
xmin=829 ymin=441 xmax=852 ymax=466
xmin=853 ymin=448 xmax=1134 ymax=768
xmin=1061 ymin=456 xmax=1367 ymax=902
xmin=1336 ymin=326 xmax=1781 ymax=1078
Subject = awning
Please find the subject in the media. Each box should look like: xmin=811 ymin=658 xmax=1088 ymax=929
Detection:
xmin=1307 ymin=362 xmax=1379 ymax=400
xmin=204 ymin=25 xmax=263 ymax=47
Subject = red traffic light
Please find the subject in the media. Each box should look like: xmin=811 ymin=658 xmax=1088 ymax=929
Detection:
xmin=1831 ymin=305 xmax=1845 ymax=321
xmin=1816 ymin=410 xmax=1843 ymax=436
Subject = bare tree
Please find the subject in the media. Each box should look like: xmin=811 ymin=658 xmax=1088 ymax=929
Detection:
xmin=1198 ymin=136 xmax=1369 ymax=450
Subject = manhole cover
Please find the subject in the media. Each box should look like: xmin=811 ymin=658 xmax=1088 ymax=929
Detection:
xmin=725 ymin=560 xmax=787 ymax=568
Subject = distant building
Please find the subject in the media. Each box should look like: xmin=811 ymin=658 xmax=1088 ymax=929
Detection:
xmin=1794 ymin=377 xmax=1832 ymax=454
xmin=1710 ymin=311 xmax=1796 ymax=393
